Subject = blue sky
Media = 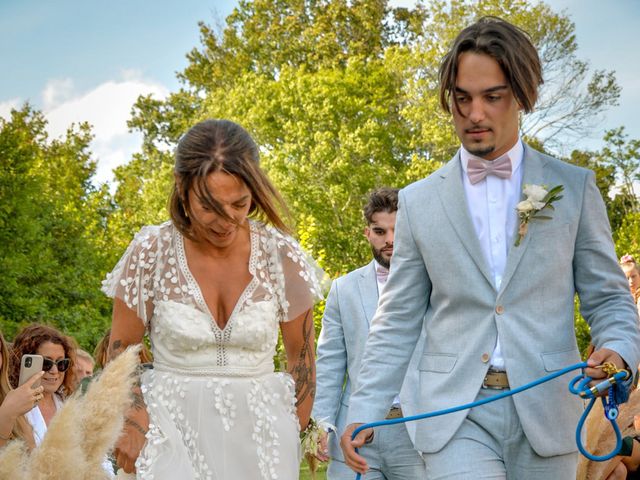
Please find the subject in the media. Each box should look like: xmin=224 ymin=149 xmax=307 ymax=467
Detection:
xmin=1 ymin=0 xmax=638 ymax=184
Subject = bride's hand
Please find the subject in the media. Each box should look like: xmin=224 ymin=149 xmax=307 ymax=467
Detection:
xmin=315 ymin=429 xmax=330 ymax=462
xmin=114 ymin=408 xmax=149 ymax=474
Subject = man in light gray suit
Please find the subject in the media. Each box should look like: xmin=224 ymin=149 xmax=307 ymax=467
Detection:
xmin=313 ymin=188 xmax=425 ymax=479
xmin=313 ymin=188 xmax=425 ymax=480
xmin=340 ymin=17 xmax=640 ymax=479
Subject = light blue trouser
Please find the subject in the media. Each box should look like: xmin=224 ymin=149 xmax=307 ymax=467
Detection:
xmin=422 ymin=388 xmax=578 ymax=479
xmin=328 ymin=422 xmax=426 ymax=480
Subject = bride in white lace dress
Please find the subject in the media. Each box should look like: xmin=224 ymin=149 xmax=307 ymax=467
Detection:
xmin=102 ymin=119 xmax=325 ymax=479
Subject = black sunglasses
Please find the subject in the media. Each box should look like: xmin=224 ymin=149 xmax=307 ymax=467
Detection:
xmin=42 ymin=358 xmax=71 ymax=373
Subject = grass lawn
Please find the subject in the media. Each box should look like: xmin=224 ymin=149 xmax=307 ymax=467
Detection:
xmin=299 ymin=461 xmax=328 ymax=479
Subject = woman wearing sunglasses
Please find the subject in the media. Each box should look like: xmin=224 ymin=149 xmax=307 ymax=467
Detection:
xmin=8 ymin=323 xmax=77 ymax=445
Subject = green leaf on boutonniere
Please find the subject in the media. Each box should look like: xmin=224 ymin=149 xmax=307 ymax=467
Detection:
xmin=514 ymin=184 xmax=564 ymax=246
xmin=545 ymin=185 xmax=564 ymax=197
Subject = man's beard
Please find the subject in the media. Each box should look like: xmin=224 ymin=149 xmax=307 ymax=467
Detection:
xmin=372 ymin=246 xmax=391 ymax=269
xmin=467 ymin=144 xmax=495 ymax=158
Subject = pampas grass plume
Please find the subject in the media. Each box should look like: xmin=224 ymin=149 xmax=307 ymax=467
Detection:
xmin=28 ymin=396 xmax=86 ymax=480
xmin=80 ymin=345 xmax=140 ymax=475
xmin=0 ymin=345 xmax=141 ymax=480
xmin=0 ymin=440 xmax=29 ymax=479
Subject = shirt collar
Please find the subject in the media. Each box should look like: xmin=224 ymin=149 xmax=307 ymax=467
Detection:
xmin=373 ymin=260 xmax=389 ymax=277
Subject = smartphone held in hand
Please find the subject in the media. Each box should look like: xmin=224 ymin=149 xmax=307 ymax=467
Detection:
xmin=19 ymin=354 xmax=43 ymax=388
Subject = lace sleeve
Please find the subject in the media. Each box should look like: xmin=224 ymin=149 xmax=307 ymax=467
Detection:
xmin=101 ymin=225 xmax=162 ymax=327
xmin=271 ymin=228 xmax=328 ymax=322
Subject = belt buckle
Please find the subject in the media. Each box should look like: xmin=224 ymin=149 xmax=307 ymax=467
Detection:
xmin=385 ymin=406 xmax=403 ymax=419
xmin=483 ymin=369 xmax=509 ymax=390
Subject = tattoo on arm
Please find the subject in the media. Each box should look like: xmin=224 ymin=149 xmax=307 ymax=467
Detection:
xmin=108 ymin=339 xmax=125 ymax=361
xmin=290 ymin=310 xmax=315 ymax=407
xmin=132 ymin=391 xmax=146 ymax=411
xmin=110 ymin=337 xmax=146 ymax=411
xmin=125 ymin=417 xmax=148 ymax=436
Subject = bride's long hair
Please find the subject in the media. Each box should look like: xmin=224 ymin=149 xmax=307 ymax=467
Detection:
xmin=0 ymin=331 xmax=35 ymax=449
xmin=170 ymin=119 xmax=292 ymax=238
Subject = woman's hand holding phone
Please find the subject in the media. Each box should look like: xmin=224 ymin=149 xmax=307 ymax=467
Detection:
xmin=1 ymin=371 xmax=45 ymax=419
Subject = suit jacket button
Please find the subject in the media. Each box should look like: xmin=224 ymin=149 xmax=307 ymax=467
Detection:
xmin=481 ymin=353 xmax=490 ymax=363
xmin=495 ymin=305 xmax=504 ymax=315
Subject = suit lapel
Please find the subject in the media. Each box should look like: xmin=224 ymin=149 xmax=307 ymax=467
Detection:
xmin=437 ymin=156 xmax=495 ymax=289
xmin=358 ymin=262 xmax=379 ymax=325
xmin=498 ymin=145 xmax=549 ymax=295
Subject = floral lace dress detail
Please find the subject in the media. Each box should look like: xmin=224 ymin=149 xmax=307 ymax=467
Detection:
xmin=102 ymin=221 xmax=324 ymax=480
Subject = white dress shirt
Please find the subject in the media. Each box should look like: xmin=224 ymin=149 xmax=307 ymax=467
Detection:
xmin=459 ymin=139 xmax=524 ymax=370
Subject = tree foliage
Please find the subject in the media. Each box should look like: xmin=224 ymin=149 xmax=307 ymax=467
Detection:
xmin=120 ymin=0 xmax=622 ymax=281
xmin=2 ymin=0 xmax=635 ymax=351
xmin=0 ymin=106 xmax=113 ymax=349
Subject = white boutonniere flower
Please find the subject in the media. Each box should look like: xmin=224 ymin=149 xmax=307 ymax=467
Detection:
xmin=515 ymin=183 xmax=564 ymax=246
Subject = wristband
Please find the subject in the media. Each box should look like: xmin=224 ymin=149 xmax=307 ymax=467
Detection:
xmin=620 ymin=436 xmax=634 ymax=457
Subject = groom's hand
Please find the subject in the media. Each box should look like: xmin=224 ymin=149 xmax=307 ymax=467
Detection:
xmin=585 ymin=348 xmax=629 ymax=394
xmin=340 ymin=423 xmax=373 ymax=474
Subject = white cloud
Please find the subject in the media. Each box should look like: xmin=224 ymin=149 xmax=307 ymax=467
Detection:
xmin=45 ymin=76 xmax=168 ymax=141
xmin=42 ymin=73 xmax=169 ymax=185
xmin=91 ymin=133 xmax=145 ymax=186
xmin=42 ymin=78 xmax=75 ymax=110
xmin=0 ymin=98 xmax=21 ymax=120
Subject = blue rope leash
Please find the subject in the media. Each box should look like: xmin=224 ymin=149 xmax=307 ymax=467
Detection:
xmin=568 ymin=368 xmax=630 ymax=461
xmin=350 ymin=362 xmax=630 ymax=479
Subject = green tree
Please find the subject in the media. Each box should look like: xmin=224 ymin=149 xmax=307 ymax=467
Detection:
xmin=0 ymin=106 xmax=113 ymax=349
xmin=601 ymin=127 xmax=640 ymax=216
xmin=119 ymin=0 xmax=621 ymax=282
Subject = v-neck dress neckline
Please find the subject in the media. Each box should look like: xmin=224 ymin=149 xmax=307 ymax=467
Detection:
xmin=174 ymin=221 xmax=259 ymax=332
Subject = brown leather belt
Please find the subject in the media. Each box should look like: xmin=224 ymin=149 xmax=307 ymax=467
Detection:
xmin=385 ymin=406 xmax=403 ymax=419
xmin=483 ymin=369 xmax=510 ymax=389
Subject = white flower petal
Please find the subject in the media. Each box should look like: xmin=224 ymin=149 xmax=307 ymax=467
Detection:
xmin=523 ymin=184 xmax=548 ymax=202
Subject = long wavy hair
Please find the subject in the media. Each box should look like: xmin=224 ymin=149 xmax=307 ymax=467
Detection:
xmin=9 ymin=324 xmax=77 ymax=397
xmin=0 ymin=331 xmax=35 ymax=448
xmin=169 ymin=119 xmax=291 ymax=238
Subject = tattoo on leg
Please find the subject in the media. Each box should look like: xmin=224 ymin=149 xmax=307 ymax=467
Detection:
xmin=291 ymin=310 xmax=315 ymax=406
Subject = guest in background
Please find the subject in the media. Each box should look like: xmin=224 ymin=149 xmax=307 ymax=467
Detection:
xmin=313 ymin=188 xmax=425 ymax=479
xmin=9 ymin=324 xmax=76 ymax=446
xmin=0 ymin=330 xmax=42 ymax=448
xmin=620 ymin=254 xmax=640 ymax=305
xmin=74 ymin=348 xmax=95 ymax=387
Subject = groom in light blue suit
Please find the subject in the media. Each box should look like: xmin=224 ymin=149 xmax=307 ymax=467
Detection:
xmin=313 ymin=188 xmax=425 ymax=479
xmin=341 ymin=17 xmax=640 ymax=479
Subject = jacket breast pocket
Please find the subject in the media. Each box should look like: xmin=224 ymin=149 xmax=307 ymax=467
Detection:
xmin=418 ymin=353 xmax=458 ymax=373
xmin=530 ymin=223 xmax=571 ymax=248
xmin=540 ymin=348 xmax=580 ymax=372
xmin=529 ymin=222 xmax=574 ymax=265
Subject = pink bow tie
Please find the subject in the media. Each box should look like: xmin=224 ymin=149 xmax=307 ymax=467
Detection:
xmin=376 ymin=265 xmax=389 ymax=284
xmin=467 ymin=154 xmax=512 ymax=184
